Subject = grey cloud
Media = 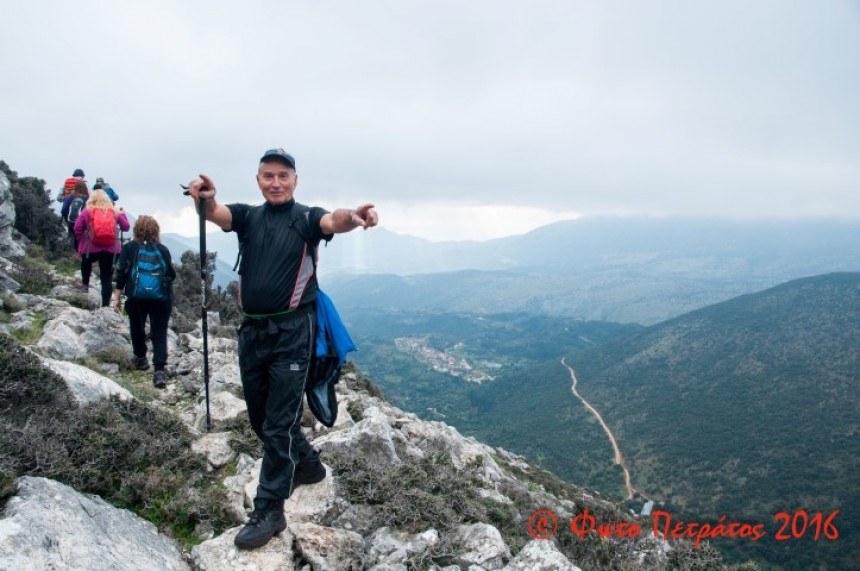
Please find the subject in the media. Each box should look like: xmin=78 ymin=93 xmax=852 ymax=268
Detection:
xmin=1 ymin=0 xmax=858 ymax=228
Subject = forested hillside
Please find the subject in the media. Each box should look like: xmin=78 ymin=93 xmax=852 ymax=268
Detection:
xmin=346 ymin=310 xmax=640 ymax=422
xmin=457 ymin=273 xmax=859 ymax=570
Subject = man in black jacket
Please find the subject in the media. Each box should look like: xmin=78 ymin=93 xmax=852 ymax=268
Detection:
xmin=185 ymin=148 xmax=378 ymax=549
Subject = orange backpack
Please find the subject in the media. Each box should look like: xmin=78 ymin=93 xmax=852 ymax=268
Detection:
xmin=90 ymin=208 xmax=117 ymax=247
xmin=62 ymin=178 xmax=78 ymax=199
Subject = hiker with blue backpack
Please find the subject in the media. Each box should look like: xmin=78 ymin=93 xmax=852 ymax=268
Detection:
xmin=184 ymin=147 xmax=378 ymax=550
xmin=74 ymin=188 xmax=130 ymax=306
xmin=112 ymin=215 xmax=175 ymax=388
xmin=94 ymin=177 xmax=120 ymax=203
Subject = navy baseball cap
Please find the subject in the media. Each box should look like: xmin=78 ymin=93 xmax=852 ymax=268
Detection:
xmin=260 ymin=148 xmax=296 ymax=169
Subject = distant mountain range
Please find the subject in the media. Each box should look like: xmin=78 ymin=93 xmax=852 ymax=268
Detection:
xmin=457 ymin=272 xmax=859 ymax=570
xmin=163 ymin=216 xmax=859 ymax=324
xmin=160 ymin=231 xmax=238 ymax=288
xmin=324 ymin=217 xmax=860 ymax=324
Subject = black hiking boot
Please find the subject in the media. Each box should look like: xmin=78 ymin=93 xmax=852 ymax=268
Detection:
xmin=293 ymin=459 xmax=326 ymax=488
xmin=153 ymin=370 xmax=167 ymax=389
xmin=133 ymin=356 xmax=150 ymax=371
xmin=234 ymin=500 xmax=286 ymax=549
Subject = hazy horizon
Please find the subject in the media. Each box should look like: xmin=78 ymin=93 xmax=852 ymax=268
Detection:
xmin=2 ymin=1 xmax=858 ymax=242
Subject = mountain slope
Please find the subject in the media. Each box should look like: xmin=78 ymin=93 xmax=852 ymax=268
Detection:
xmin=460 ymin=272 xmax=859 ymax=570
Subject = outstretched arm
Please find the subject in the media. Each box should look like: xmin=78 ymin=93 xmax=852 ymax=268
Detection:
xmin=320 ymin=203 xmax=379 ymax=235
xmin=185 ymin=174 xmax=233 ymax=231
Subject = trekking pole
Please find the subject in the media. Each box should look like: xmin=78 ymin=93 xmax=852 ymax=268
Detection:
xmin=181 ymin=184 xmax=212 ymax=431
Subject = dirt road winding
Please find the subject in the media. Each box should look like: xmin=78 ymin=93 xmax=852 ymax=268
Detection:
xmin=561 ymin=357 xmax=636 ymax=500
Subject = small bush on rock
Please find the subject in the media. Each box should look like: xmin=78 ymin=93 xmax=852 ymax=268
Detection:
xmin=327 ymin=447 xmax=488 ymax=534
xmin=10 ymin=258 xmax=54 ymax=295
xmin=92 ymin=346 xmax=135 ymax=372
xmin=0 ymin=292 xmax=24 ymax=314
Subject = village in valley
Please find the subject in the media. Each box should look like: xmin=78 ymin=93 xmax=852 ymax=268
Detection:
xmin=394 ymin=337 xmax=498 ymax=384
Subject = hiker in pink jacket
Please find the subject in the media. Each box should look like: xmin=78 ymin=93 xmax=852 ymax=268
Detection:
xmin=74 ymin=189 xmax=130 ymax=307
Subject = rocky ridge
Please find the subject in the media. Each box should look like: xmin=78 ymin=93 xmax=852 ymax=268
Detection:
xmin=0 ymin=170 xmax=732 ymax=571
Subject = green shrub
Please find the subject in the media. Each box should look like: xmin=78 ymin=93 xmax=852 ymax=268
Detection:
xmin=341 ymin=361 xmax=388 ymax=401
xmin=0 ymin=292 xmax=25 ymax=314
xmin=216 ymin=415 xmax=263 ymax=458
xmin=9 ymin=312 xmax=46 ymax=345
xmin=10 ymin=258 xmax=54 ymax=295
xmin=0 ymin=161 xmax=67 ymax=254
xmin=327 ymin=447 xmax=487 ymax=534
xmin=51 ymin=250 xmax=81 ymax=277
xmin=92 ymin=346 xmax=135 ymax=372
xmin=171 ymin=250 xmax=242 ymax=334
xmin=0 ymin=335 xmax=237 ymax=545
xmin=62 ymin=291 xmax=96 ymax=310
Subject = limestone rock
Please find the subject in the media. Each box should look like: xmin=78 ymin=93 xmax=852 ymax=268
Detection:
xmin=192 ymin=390 xmax=246 ymax=430
xmin=313 ymin=405 xmax=404 ymax=466
xmin=0 ymin=256 xmax=21 ymax=292
xmin=501 ymin=540 xmax=582 ymax=571
xmin=223 ymin=453 xmax=258 ymax=520
xmin=238 ymin=458 xmax=337 ymax=523
xmin=39 ymin=357 xmax=133 ymax=404
xmin=0 ymin=476 xmax=189 ymax=571
xmin=36 ymin=307 xmax=129 ymax=359
xmin=291 ymin=521 xmax=364 ymax=571
xmin=451 ymin=523 xmax=511 ymax=570
xmin=192 ymin=431 xmax=236 ymax=469
xmin=367 ymin=527 xmax=440 ymax=567
xmin=0 ymin=172 xmax=25 ymax=259
xmin=192 ymin=525 xmax=295 ymax=571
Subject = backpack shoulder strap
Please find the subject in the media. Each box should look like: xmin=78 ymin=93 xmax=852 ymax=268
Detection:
xmin=232 ymin=204 xmax=266 ymax=272
xmin=288 ymin=203 xmax=316 ymax=267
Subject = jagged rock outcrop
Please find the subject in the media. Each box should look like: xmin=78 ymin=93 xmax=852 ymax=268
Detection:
xmin=0 ymin=255 xmax=20 ymax=293
xmin=0 ymin=476 xmax=189 ymax=571
xmin=0 ymin=172 xmax=25 ymax=259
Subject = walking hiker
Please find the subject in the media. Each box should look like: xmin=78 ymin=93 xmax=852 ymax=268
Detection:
xmin=57 ymin=168 xmax=85 ymax=202
xmin=113 ymin=215 xmax=175 ymax=388
xmin=94 ymin=177 xmax=120 ymax=203
xmin=60 ymin=179 xmax=89 ymax=251
xmin=74 ymin=188 xmax=130 ymax=306
xmin=184 ymin=147 xmax=378 ymax=550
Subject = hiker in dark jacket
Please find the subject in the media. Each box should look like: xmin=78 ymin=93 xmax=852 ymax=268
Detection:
xmin=113 ymin=215 xmax=175 ymax=388
xmin=74 ymin=189 xmax=130 ymax=306
xmin=61 ymin=180 xmax=89 ymax=251
xmin=57 ymin=168 xmax=86 ymax=202
xmin=185 ymin=147 xmax=378 ymax=550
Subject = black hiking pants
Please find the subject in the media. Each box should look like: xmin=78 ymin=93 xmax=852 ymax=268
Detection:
xmin=81 ymin=251 xmax=114 ymax=307
xmin=67 ymin=222 xmax=78 ymax=251
xmin=125 ymin=297 xmax=173 ymax=370
xmin=238 ymin=304 xmax=320 ymax=502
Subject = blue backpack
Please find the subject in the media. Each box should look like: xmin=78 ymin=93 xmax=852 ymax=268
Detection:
xmin=129 ymin=243 xmax=167 ymax=300
xmin=68 ymin=197 xmax=85 ymax=223
xmin=307 ymin=289 xmax=357 ymax=427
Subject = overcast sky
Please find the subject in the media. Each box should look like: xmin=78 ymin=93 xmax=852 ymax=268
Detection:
xmin=2 ymin=0 xmax=858 ymax=241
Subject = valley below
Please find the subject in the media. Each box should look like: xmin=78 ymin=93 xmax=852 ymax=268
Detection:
xmin=344 ymin=273 xmax=860 ymax=571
